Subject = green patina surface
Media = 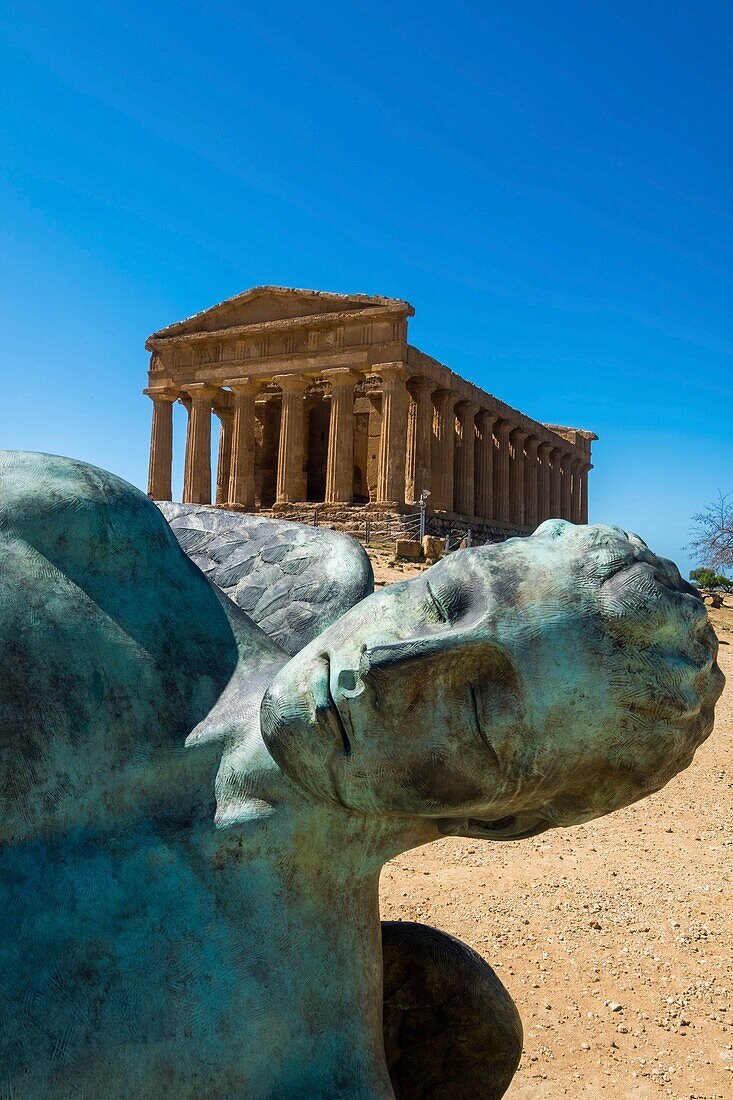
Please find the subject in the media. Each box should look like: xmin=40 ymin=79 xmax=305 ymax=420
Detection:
xmin=0 ymin=451 xmax=724 ymax=1098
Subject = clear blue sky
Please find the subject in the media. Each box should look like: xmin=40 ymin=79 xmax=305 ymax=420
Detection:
xmin=2 ymin=1 xmax=731 ymax=575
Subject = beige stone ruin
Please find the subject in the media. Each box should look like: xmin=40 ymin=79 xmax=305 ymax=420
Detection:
xmin=144 ymin=287 xmax=596 ymax=538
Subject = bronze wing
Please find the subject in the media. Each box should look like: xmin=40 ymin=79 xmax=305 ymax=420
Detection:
xmin=159 ymin=503 xmax=374 ymax=656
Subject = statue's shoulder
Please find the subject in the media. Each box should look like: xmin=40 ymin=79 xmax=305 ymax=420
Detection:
xmin=0 ymin=452 xmax=251 ymax=843
xmin=0 ymin=451 xmax=190 ymax=586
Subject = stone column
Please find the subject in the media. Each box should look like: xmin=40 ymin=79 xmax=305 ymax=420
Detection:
xmin=549 ymin=447 xmax=563 ymax=518
xmin=561 ymin=453 xmax=574 ymax=519
xmin=226 ymin=380 xmax=259 ymax=509
xmin=274 ymin=375 xmax=308 ymax=504
xmin=569 ymin=458 xmax=582 ymax=523
xmin=405 ymin=395 xmax=417 ymax=502
xmin=580 ymin=462 xmax=592 ymax=523
xmin=405 ymin=378 xmax=436 ymax=503
xmin=376 ymin=364 xmax=410 ymax=505
xmin=366 ymin=394 xmax=382 ymax=502
xmin=431 ymin=390 xmax=458 ymax=511
xmin=323 ymin=369 xmax=359 ymax=504
xmin=508 ymin=428 xmax=528 ymax=527
xmin=493 ymin=420 xmax=512 ymax=523
xmin=475 ymin=411 xmax=497 ymax=519
xmin=523 ymin=436 xmax=540 ymax=529
xmin=537 ymin=442 xmax=553 ymax=522
xmin=581 ymin=462 xmax=590 ymax=523
xmin=145 ymin=388 xmax=178 ymax=501
xmin=213 ymin=401 xmax=234 ymax=506
xmin=181 ymin=384 xmax=219 ymax=505
xmin=454 ymin=401 xmax=478 ymax=516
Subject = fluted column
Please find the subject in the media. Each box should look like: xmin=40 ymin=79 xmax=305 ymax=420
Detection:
xmin=561 ymin=453 xmax=574 ymax=519
xmin=509 ymin=428 xmax=528 ymax=527
xmin=323 ymin=369 xmax=359 ymax=504
xmin=524 ymin=436 xmax=540 ymax=529
xmin=274 ymin=375 xmax=309 ymax=504
xmin=181 ymin=384 xmax=219 ymax=505
xmin=145 ymin=388 xmax=178 ymax=500
xmin=430 ymin=390 xmax=458 ymax=511
xmin=580 ymin=462 xmax=592 ymax=523
xmin=549 ymin=447 xmax=563 ymax=518
xmin=475 ymin=411 xmax=497 ymax=519
xmin=376 ymin=364 xmax=410 ymax=505
xmin=405 ymin=378 xmax=436 ymax=503
xmin=569 ymin=458 xmax=582 ymax=523
xmin=537 ymin=442 xmax=553 ymax=523
xmin=454 ymin=401 xmax=478 ymax=516
xmin=572 ymin=457 xmax=589 ymax=521
xmin=493 ymin=420 xmax=512 ymax=523
xmin=213 ymin=401 xmax=234 ymax=505
xmin=226 ymin=379 xmax=259 ymax=509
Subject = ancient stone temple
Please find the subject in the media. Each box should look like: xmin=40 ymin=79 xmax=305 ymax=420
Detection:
xmin=144 ymin=287 xmax=596 ymax=537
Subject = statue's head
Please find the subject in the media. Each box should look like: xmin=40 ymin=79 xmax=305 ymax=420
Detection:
xmin=262 ymin=521 xmax=724 ymax=839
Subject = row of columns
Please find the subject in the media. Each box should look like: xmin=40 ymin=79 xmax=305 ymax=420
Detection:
xmin=146 ymin=367 xmax=591 ymax=525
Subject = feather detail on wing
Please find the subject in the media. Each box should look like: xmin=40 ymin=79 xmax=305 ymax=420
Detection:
xmin=158 ymin=504 xmax=374 ymax=655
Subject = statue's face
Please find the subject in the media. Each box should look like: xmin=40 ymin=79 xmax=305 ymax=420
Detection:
xmin=261 ymin=522 xmax=723 ymax=839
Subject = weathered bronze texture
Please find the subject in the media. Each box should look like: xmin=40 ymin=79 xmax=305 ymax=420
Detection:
xmin=0 ymin=451 xmax=723 ymax=1098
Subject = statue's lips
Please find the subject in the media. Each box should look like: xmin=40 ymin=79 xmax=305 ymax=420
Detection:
xmin=439 ymin=815 xmax=552 ymax=842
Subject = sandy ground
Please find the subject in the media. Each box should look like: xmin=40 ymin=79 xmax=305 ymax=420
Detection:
xmin=374 ymin=548 xmax=732 ymax=1099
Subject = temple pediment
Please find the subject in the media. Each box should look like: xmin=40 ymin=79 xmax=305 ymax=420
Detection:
xmin=149 ymin=286 xmax=414 ymax=341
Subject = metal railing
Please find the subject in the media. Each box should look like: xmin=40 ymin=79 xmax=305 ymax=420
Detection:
xmin=363 ymin=510 xmax=422 ymax=547
xmin=312 ymin=490 xmax=504 ymax=553
xmin=442 ymin=522 xmax=473 ymax=552
xmin=362 ymin=489 xmax=432 ymax=547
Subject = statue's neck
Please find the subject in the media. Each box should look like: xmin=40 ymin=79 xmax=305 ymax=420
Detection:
xmin=202 ymin=814 xmax=393 ymax=1096
xmin=192 ymin=708 xmax=431 ymax=1098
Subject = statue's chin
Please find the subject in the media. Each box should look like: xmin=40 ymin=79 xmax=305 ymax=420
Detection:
xmin=437 ymin=814 xmax=552 ymax=842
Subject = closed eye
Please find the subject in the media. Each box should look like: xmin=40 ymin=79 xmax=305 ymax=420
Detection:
xmin=426 ymin=579 xmax=451 ymax=624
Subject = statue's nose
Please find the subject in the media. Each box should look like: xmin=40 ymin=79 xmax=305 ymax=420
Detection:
xmin=330 ymin=660 xmax=366 ymax=700
xmin=334 ymin=665 xmax=363 ymax=697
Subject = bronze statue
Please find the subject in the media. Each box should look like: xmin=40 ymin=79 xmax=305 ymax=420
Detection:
xmin=0 ymin=452 xmax=723 ymax=1098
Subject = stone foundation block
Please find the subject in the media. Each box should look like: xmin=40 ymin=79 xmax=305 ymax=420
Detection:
xmin=395 ymin=539 xmax=423 ymax=561
xmin=422 ymin=535 xmax=445 ymax=561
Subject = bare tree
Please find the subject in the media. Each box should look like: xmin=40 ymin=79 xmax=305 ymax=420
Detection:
xmin=689 ymin=491 xmax=733 ymax=571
